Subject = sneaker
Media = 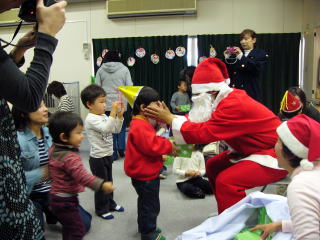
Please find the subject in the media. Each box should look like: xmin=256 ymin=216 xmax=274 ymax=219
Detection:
xmin=155 ymin=234 xmax=166 ymax=240
xmin=100 ymin=213 xmax=114 ymax=220
xmin=112 ymin=205 xmax=124 ymax=212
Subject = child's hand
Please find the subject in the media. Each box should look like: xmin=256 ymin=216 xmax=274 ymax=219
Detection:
xmin=110 ymin=102 xmax=119 ymax=118
xmin=171 ymin=142 xmax=177 ymax=156
xmin=117 ymin=102 xmax=125 ymax=119
xmin=185 ymin=170 xmax=196 ymax=177
xmin=102 ymin=181 xmax=115 ymax=193
xmin=162 ymin=155 xmax=168 ymax=162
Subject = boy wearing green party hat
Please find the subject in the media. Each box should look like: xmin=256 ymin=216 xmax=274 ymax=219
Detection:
xmin=119 ymin=86 xmax=176 ymax=240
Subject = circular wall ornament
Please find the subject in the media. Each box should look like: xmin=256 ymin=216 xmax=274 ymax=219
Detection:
xmin=135 ymin=48 xmax=146 ymax=58
xmin=151 ymin=54 xmax=160 ymax=64
xmin=176 ymin=46 xmax=186 ymax=57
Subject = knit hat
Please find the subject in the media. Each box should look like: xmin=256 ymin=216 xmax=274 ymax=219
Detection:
xmin=276 ymin=114 xmax=320 ymax=170
xmin=191 ymin=57 xmax=230 ymax=94
xmin=280 ymin=90 xmax=302 ymax=113
xmin=117 ymin=86 xmax=143 ymax=108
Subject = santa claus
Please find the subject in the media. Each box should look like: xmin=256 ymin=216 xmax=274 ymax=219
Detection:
xmin=145 ymin=57 xmax=288 ymax=213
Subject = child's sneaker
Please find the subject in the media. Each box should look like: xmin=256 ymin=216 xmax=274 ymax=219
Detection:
xmin=155 ymin=234 xmax=166 ymax=240
xmin=100 ymin=212 xmax=114 ymax=220
xmin=112 ymin=205 xmax=124 ymax=212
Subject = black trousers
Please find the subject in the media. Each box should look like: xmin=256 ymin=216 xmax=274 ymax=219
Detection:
xmin=131 ymin=178 xmax=160 ymax=240
xmin=30 ymin=191 xmax=58 ymax=228
xmin=89 ymin=156 xmax=116 ymax=215
xmin=176 ymin=177 xmax=212 ymax=198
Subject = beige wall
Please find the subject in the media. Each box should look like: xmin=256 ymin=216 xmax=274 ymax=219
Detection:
xmin=302 ymin=0 xmax=320 ymax=102
xmin=0 ymin=0 xmax=304 ymax=117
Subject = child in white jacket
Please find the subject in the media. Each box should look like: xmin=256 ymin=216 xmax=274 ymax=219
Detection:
xmin=173 ymin=144 xmax=212 ymax=198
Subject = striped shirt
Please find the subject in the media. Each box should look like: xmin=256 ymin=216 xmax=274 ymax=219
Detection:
xmin=33 ymin=138 xmax=51 ymax=193
xmin=58 ymin=94 xmax=75 ymax=112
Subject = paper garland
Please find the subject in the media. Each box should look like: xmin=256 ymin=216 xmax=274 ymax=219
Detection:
xmin=165 ymin=49 xmax=175 ymax=59
xmin=176 ymin=46 xmax=186 ymax=57
xmin=199 ymin=56 xmax=207 ymax=62
xmin=101 ymin=49 xmax=109 ymax=58
xmin=96 ymin=56 xmax=103 ymax=67
xmin=151 ymin=54 xmax=160 ymax=64
xmin=135 ymin=48 xmax=146 ymax=58
xmin=127 ymin=57 xmax=136 ymax=67
xmin=210 ymin=46 xmax=217 ymax=57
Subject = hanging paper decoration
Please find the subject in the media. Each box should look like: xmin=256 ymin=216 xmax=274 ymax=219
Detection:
xmin=176 ymin=46 xmax=186 ymax=57
xmin=210 ymin=45 xmax=217 ymax=57
xmin=199 ymin=56 xmax=207 ymax=62
xmin=101 ymin=49 xmax=109 ymax=58
xmin=127 ymin=57 xmax=136 ymax=67
xmin=135 ymin=48 xmax=146 ymax=58
xmin=165 ymin=49 xmax=175 ymax=59
xmin=96 ymin=56 xmax=103 ymax=67
xmin=151 ymin=54 xmax=160 ymax=64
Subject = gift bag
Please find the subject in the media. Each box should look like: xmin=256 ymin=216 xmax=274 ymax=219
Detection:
xmin=233 ymin=207 xmax=273 ymax=240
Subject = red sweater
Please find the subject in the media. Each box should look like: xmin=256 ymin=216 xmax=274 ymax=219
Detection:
xmin=49 ymin=144 xmax=103 ymax=194
xmin=124 ymin=118 xmax=172 ymax=181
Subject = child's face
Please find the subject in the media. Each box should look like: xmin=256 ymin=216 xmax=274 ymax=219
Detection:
xmin=88 ymin=95 xmax=106 ymax=115
xmin=178 ymin=81 xmax=187 ymax=92
xmin=240 ymin=34 xmax=256 ymax=50
xmin=66 ymin=124 xmax=84 ymax=148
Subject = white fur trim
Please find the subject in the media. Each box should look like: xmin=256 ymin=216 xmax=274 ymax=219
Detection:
xmin=212 ymin=85 xmax=233 ymax=111
xmin=300 ymin=159 xmax=314 ymax=170
xmin=192 ymin=82 xmax=228 ymax=94
xmin=276 ymin=122 xmax=308 ymax=159
xmin=172 ymin=115 xmax=188 ymax=144
xmin=238 ymin=154 xmax=284 ymax=170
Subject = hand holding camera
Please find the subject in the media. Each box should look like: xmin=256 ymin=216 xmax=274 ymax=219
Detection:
xmin=36 ymin=0 xmax=67 ymax=37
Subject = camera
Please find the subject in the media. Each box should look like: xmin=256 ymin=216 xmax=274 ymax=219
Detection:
xmin=226 ymin=47 xmax=237 ymax=55
xmin=19 ymin=0 xmax=57 ymax=22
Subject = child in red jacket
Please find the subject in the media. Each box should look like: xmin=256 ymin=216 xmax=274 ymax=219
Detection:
xmin=124 ymin=86 xmax=176 ymax=240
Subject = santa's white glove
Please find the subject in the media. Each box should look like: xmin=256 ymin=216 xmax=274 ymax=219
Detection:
xmin=224 ymin=53 xmax=231 ymax=59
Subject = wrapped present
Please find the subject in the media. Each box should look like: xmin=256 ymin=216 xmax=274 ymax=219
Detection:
xmin=168 ymin=137 xmax=193 ymax=158
xmin=163 ymin=155 xmax=174 ymax=165
xmin=179 ymin=104 xmax=190 ymax=112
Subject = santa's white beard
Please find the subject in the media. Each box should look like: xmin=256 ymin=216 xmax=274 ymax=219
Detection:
xmin=188 ymin=93 xmax=215 ymax=123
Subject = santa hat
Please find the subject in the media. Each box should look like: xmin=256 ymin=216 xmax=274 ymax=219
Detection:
xmin=117 ymin=86 xmax=143 ymax=108
xmin=191 ymin=57 xmax=230 ymax=94
xmin=277 ymin=114 xmax=320 ymax=170
xmin=280 ymin=90 xmax=302 ymax=113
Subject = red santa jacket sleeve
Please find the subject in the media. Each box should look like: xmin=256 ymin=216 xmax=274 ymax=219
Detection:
xmin=177 ymin=95 xmax=279 ymax=144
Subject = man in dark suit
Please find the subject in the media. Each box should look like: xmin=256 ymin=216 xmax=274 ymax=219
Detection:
xmin=224 ymin=29 xmax=268 ymax=102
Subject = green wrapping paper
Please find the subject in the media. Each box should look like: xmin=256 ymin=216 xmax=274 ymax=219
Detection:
xmin=179 ymin=104 xmax=191 ymax=112
xmin=233 ymin=207 xmax=273 ymax=240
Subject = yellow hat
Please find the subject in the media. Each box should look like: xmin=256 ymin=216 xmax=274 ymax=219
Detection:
xmin=117 ymin=86 xmax=144 ymax=108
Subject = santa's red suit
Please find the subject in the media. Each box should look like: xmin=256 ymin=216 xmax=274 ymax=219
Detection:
xmin=172 ymin=58 xmax=288 ymax=213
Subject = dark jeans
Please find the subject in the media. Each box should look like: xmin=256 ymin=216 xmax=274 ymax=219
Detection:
xmin=105 ymin=111 xmax=126 ymax=160
xmin=49 ymin=194 xmax=92 ymax=240
xmin=89 ymin=156 xmax=116 ymax=215
xmin=30 ymin=191 xmax=58 ymax=228
xmin=131 ymin=178 xmax=160 ymax=240
xmin=176 ymin=177 xmax=212 ymax=198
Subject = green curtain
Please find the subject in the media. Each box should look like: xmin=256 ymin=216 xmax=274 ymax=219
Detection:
xmin=92 ymin=35 xmax=188 ymax=125
xmin=197 ymin=33 xmax=301 ymax=113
